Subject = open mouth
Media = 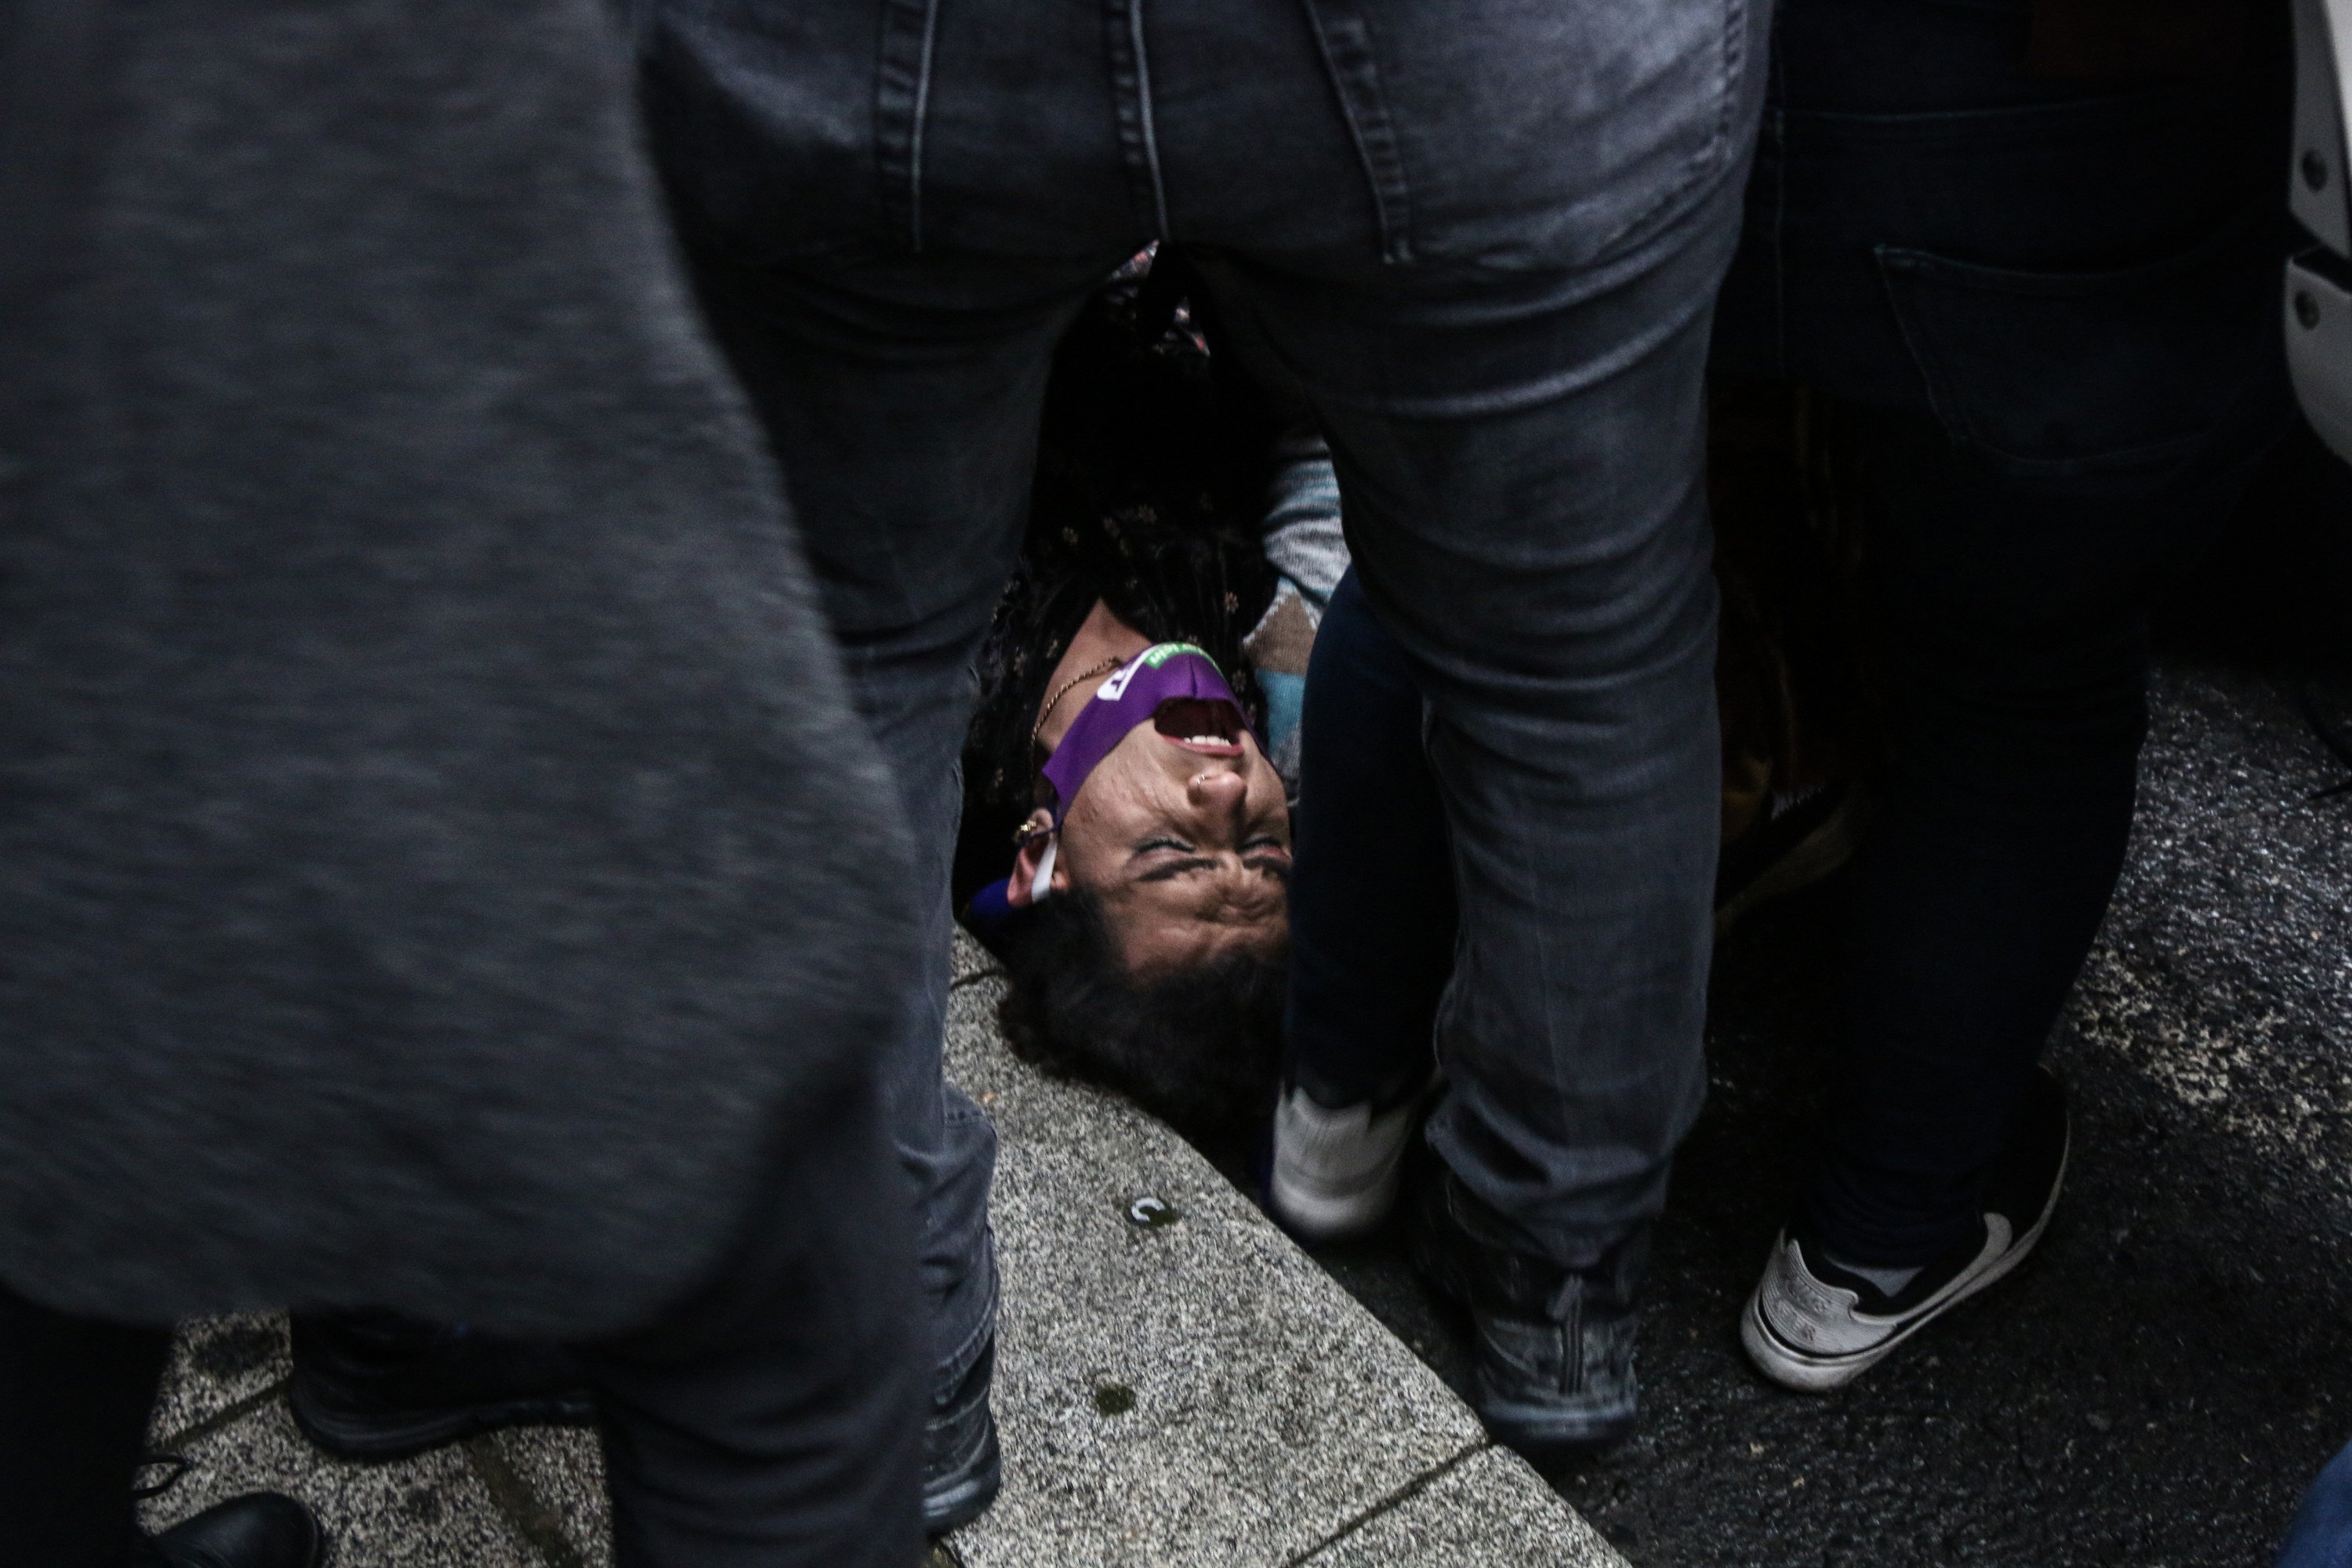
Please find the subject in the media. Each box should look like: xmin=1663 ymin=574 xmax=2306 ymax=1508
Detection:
xmin=1154 ymin=697 xmax=1245 ymax=757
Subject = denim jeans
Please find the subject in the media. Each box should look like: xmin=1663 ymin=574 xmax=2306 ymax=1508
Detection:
xmin=2279 ymin=1439 xmax=2352 ymax=1568
xmin=1711 ymin=0 xmax=2292 ymax=1262
xmin=1290 ymin=0 xmax=2292 ymax=1269
xmin=642 ymin=0 xmax=1772 ymax=1274
xmin=1287 ymin=570 xmax=1456 ymax=1117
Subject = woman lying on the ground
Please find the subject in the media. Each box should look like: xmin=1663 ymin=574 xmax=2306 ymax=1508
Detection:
xmin=958 ymin=259 xmax=1875 ymax=1154
xmin=953 ymin=261 xmax=1301 ymax=1142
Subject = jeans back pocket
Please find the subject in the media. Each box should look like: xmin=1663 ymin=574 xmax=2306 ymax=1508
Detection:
xmin=1305 ymin=0 xmax=1767 ymax=270
xmin=1876 ymin=205 xmax=2283 ymax=477
xmin=641 ymin=1 xmax=900 ymax=265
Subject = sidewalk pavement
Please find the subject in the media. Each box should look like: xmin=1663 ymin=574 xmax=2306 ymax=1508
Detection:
xmin=135 ymin=931 xmax=1618 ymax=1568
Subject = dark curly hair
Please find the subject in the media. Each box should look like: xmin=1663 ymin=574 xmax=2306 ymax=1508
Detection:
xmin=959 ymin=270 xmax=1277 ymax=828
xmin=995 ymin=889 xmax=1285 ymax=1141
xmin=958 ymin=252 xmax=1291 ymax=1142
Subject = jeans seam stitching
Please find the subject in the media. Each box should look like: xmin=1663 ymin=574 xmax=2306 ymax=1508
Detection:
xmin=1294 ymin=0 xmax=1414 ymax=263
xmin=1584 ymin=0 xmax=1747 ymax=264
xmin=908 ymin=0 xmax=941 ymax=251
xmin=1103 ymin=0 xmax=1170 ymax=237
xmin=874 ymin=0 xmax=942 ymax=252
xmin=1127 ymin=0 xmax=1172 ymax=238
xmin=1875 ymin=241 xmax=1972 ymax=441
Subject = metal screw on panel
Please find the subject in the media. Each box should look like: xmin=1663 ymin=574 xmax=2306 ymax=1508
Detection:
xmin=2304 ymin=149 xmax=2332 ymax=191
xmin=2297 ymin=290 xmax=2323 ymax=330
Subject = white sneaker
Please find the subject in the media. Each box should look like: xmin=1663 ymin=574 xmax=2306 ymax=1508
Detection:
xmin=1741 ymin=1066 xmax=2070 ymax=1392
xmin=1267 ymin=1084 xmax=1425 ymax=1243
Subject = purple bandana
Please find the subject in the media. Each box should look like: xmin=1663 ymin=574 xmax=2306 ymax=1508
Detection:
xmin=1039 ymin=643 xmax=1254 ymax=829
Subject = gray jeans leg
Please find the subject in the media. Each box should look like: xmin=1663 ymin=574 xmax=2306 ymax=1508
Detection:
xmin=677 ymin=241 xmax=1123 ymax=1383
xmin=1199 ymin=182 xmax=1746 ymax=1269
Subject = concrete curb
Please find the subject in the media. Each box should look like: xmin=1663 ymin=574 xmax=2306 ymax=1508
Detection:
xmin=136 ymin=935 xmax=1622 ymax=1566
xmin=939 ymin=934 xmax=1621 ymax=1566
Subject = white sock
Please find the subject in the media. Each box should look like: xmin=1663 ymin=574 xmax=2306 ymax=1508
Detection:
xmin=1826 ymin=1250 xmax=1923 ymax=1298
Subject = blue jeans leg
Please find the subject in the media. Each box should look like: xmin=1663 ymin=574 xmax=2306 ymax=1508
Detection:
xmin=1286 ymin=568 xmax=1455 ymax=1112
xmin=2278 ymin=1439 xmax=2352 ymax=1568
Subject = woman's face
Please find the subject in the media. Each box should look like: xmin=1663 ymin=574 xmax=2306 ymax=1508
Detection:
xmin=1012 ymin=697 xmax=1290 ymax=976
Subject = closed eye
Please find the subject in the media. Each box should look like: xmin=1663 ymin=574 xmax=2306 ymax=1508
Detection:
xmin=1129 ymin=836 xmax=1210 ymax=884
xmin=1243 ymin=838 xmax=1292 ymax=883
xmin=1127 ymin=837 xmax=1290 ymax=884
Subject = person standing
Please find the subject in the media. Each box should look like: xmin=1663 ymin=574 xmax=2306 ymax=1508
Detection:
xmin=638 ymin=0 xmax=1773 ymax=1454
xmin=0 ymin=2 xmax=927 ymax=1564
xmin=1272 ymin=0 xmax=2292 ymax=1429
xmin=1717 ymin=0 xmax=2292 ymax=1388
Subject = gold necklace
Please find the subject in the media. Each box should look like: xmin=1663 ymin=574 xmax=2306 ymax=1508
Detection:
xmin=1031 ymin=655 xmax=1125 ymax=751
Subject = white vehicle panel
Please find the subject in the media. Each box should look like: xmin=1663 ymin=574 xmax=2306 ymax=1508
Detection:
xmin=2291 ymin=0 xmax=2352 ymax=461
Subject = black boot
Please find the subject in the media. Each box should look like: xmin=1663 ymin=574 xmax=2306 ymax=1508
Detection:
xmin=289 ymin=1311 xmax=595 ymax=1461
xmin=923 ymin=1338 xmax=1001 ymax=1536
xmin=135 ymin=1494 xmax=322 ymax=1568
xmin=1404 ymin=1162 xmax=1646 ymax=1454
